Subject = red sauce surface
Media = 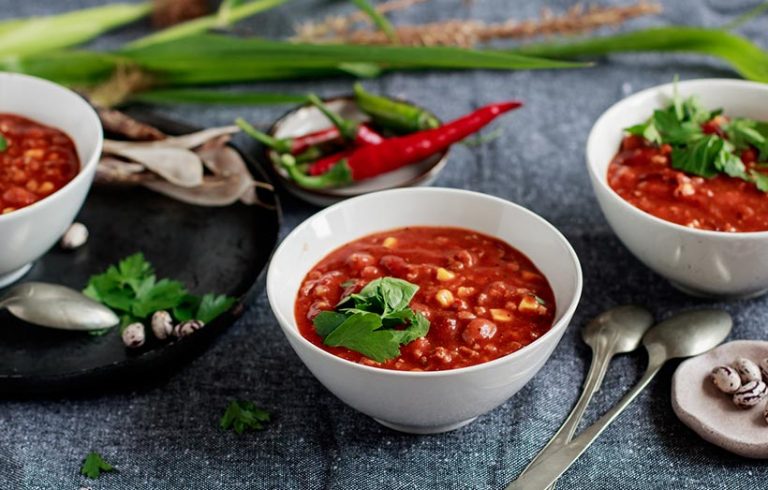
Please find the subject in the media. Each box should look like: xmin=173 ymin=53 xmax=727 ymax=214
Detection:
xmin=295 ymin=226 xmax=556 ymax=371
xmin=0 ymin=114 xmax=80 ymax=215
xmin=608 ymin=133 xmax=768 ymax=232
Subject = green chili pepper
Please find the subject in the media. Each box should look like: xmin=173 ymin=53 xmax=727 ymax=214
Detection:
xmin=353 ymin=83 xmax=440 ymax=134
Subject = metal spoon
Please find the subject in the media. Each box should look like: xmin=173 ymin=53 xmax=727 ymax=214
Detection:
xmin=0 ymin=282 xmax=119 ymax=331
xmin=509 ymin=305 xmax=654 ymax=490
xmin=506 ymin=309 xmax=732 ymax=490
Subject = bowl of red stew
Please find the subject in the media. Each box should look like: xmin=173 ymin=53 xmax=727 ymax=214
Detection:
xmin=267 ymin=188 xmax=582 ymax=433
xmin=0 ymin=73 xmax=102 ymax=287
xmin=588 ymin=79 xmax=768 ymax=298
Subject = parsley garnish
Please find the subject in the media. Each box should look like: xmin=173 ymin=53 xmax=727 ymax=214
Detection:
xmin=624 ymin=80 xmax=768 ymax=191
xmin=80 ymin=452 xmax=115 ymax=479
xmin=220 ymin=400 xmax=271 ymax=434
xmin=83 ymin=252 xmax=236 ymax=331
xmin=312 ymin=277 xmax=430 ymax=363
xmin=0 ymin=134 xmax=7 ymax=152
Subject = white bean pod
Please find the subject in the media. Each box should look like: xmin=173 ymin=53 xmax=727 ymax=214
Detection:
xmin=734 ymin=357 xmax=762 ymax=383
xmin=733 ymin=380 xmax=768 ymax=409
xmin=710 ymin=366 xmax=741 ymax=394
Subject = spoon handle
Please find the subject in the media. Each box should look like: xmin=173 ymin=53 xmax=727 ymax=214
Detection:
xmin=505 ymin=347 xmax=666 ymax=490
xmin=509 ymin=340 xmax=613 ymax=489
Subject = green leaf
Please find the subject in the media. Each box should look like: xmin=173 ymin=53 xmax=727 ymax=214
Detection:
xmin=351 ymin=277 xmax=419 ymax=313
xmin=195 ymin=293 xmax=236 ymax=323
xmin=0 ymin=134 xmax=7 ymax=152
xmin=0 ymin=3 xmax=151 ymax=58
xmin=512 ymin=27 xmax=768 ymax=84
xmin=313 ymin=311 xmax=348 ymax=337
xmin=670 ymin=135 xmax=722 ymax=178
xmin=80 ymin=452 xmax=115 ymax=479
xmin=751 ymin=170 xmax=768 ymax=192
xmin=323 ymin=312 xmax=401 ymax=363
xmin=350 ymin=0 xmax=397 ymax=43
xmin=388 ymin=309 xmax=430 ymax=345
xmin=725 ymin=118 xmax=767 ymax=158
xmin=172 ymin=294 xmax=201 ymax=322
xmin=130 ymin=88 xmax=306 ymax=106
xmin=220 ymin=400 xmax=270 ymax=434
xmin=130 ymin=279 xmax=187 ymax=318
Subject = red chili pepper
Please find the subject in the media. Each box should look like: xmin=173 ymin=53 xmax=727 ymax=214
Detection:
xmin=287 ymin=100 xmax=522 ymax=189
xmin=236 ymin=117 xmax=382 ymax=157
xmin=308 ymin=149 xmax=354 ymax=176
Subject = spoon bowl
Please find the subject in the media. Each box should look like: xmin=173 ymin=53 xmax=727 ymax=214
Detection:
xmin=643 ymin=309 xmax=733 ymax=359
xmin=582 ymin=305 xmax=654 ymax=353
xmin=0 ymin=282 xmax=119 ymax=331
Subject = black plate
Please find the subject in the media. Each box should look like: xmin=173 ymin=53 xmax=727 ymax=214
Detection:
xmin=0 ymin=111 xmax=281 ymax=397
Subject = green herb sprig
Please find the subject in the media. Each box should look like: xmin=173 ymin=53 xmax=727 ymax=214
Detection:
xmin=220 ymin=400 xmax=271 ymax=434
xmin=313 ymin=277 xmax=429 ymax=363
xmin=0 ymin=133 xmax=7 ymax=152
xmin=624 ymin=84 xmax=768 ymax=190
xmin=80 ymin=451 xmax=115 ymax=479
xmin=83 ymin=252 xmax=236 ymax=331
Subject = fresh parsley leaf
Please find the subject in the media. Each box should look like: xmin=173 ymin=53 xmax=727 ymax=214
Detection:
xmin=0 ymin=134 xmax=7 ymax=152
xmin=130 ymin=278 xmax=187 ymax=318
xmin=314 ymin=276 xmax=430 ymax=362
xmin=313 ymin=311 xmax=348 ymax=337
xmin=323 ymin=311 xmax=401 ymax=362
xmin=196 ymin=293 xmax=236 ymax=323
xmin=751 ymin=170 xmax=768 ymax=192
xmin=80 ymin=452 xmax=115 ymax=479
xmin=715 ymin=142 xmax=749 ymax=180
xmin=220 ymin=400 xmax=270 ymax=434
xmin=171 ymin=293 xmax=236 ymax=323
xmin=172 ymin=294 xmax=201 ymax=322
xmin=670 ymin=135 xmax=722 ymax=178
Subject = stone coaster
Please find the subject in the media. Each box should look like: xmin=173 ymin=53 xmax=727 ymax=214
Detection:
xmin=672 ymin=340 xmax=768 ymax=459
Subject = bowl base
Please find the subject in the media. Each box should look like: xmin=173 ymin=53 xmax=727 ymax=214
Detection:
xmin=373 ymin=416 xmax=477 ymax=434
xmin=0 ymin=263 xmax=32 ymax=288
xmin=670 ymin=280 xmax=768 ymax=300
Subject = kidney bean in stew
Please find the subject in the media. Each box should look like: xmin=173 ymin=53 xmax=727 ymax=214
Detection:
xmin=0 ymin=114 xmax=80 ymax=215
xmin=295 ymin=226 xmax=556 ymax=371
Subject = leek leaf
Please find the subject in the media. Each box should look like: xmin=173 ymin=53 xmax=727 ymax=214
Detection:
xmin=0 ymin=3 xmax=151 ymax=57
xmin=131 ymin=88 xmax=306 ymax=105
xmin=511 ymin=27 xmax=768 ymax=83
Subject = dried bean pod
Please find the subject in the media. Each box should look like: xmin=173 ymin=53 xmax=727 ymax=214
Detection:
xmin=734 ymin=357 xmax=762 ymax=383
xmin=710 ymin=366 xmax=742 ymax=394
xmin=733 ymin=380 xmax=768 ymax=409
xmin=122 ymin=322 xmax=145 ymax=348
xmin=151 ymin=310 xmax=174 ymax=340
xmin=173 ymin=319 xmax=205 ymax=338
xmin=760 ymin=358 xmax=768 ymax=381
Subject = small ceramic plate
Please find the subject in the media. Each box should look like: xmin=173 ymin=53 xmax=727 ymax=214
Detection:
xmin=266 ymin=96 xmax=448 ymax=207
xmin=672 ymin=340 xmax=768 ymax=459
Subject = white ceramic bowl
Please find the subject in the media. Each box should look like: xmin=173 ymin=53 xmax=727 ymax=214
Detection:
xmin=587 ymin=79 xmax=768 ymax=298
xmin=0 ymin=73 xmax=103 ymax=287
xmin=267 ymin=188 xmax=582 ymax=433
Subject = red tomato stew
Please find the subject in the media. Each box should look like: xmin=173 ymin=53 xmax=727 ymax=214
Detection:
xmin=0 ymin=114 xmax=80 ymax=215
xmin=607 ymin=96 xmax=768 ymax=233
xmin=295 ymin=227 xmax=556 ymax=371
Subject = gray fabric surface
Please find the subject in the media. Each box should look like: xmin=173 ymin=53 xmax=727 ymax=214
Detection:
xmin=2 ymin=0 xmax=768 ymax=488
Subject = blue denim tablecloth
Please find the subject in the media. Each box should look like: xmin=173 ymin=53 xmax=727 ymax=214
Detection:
xmin=2 ymin=0 xmax=768 ymax=488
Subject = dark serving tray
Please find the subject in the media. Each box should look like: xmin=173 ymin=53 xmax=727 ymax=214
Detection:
xmin=0 ymin=111 xmax=281 ymax=397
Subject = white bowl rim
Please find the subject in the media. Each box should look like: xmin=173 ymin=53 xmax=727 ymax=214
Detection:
xmin=586 ymin=77 xmax=768 ymax=239
xmin=0 ymin=72 xmax=103 ymax=223
xmin=267 ymin=187 xmax=583 ymax=378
